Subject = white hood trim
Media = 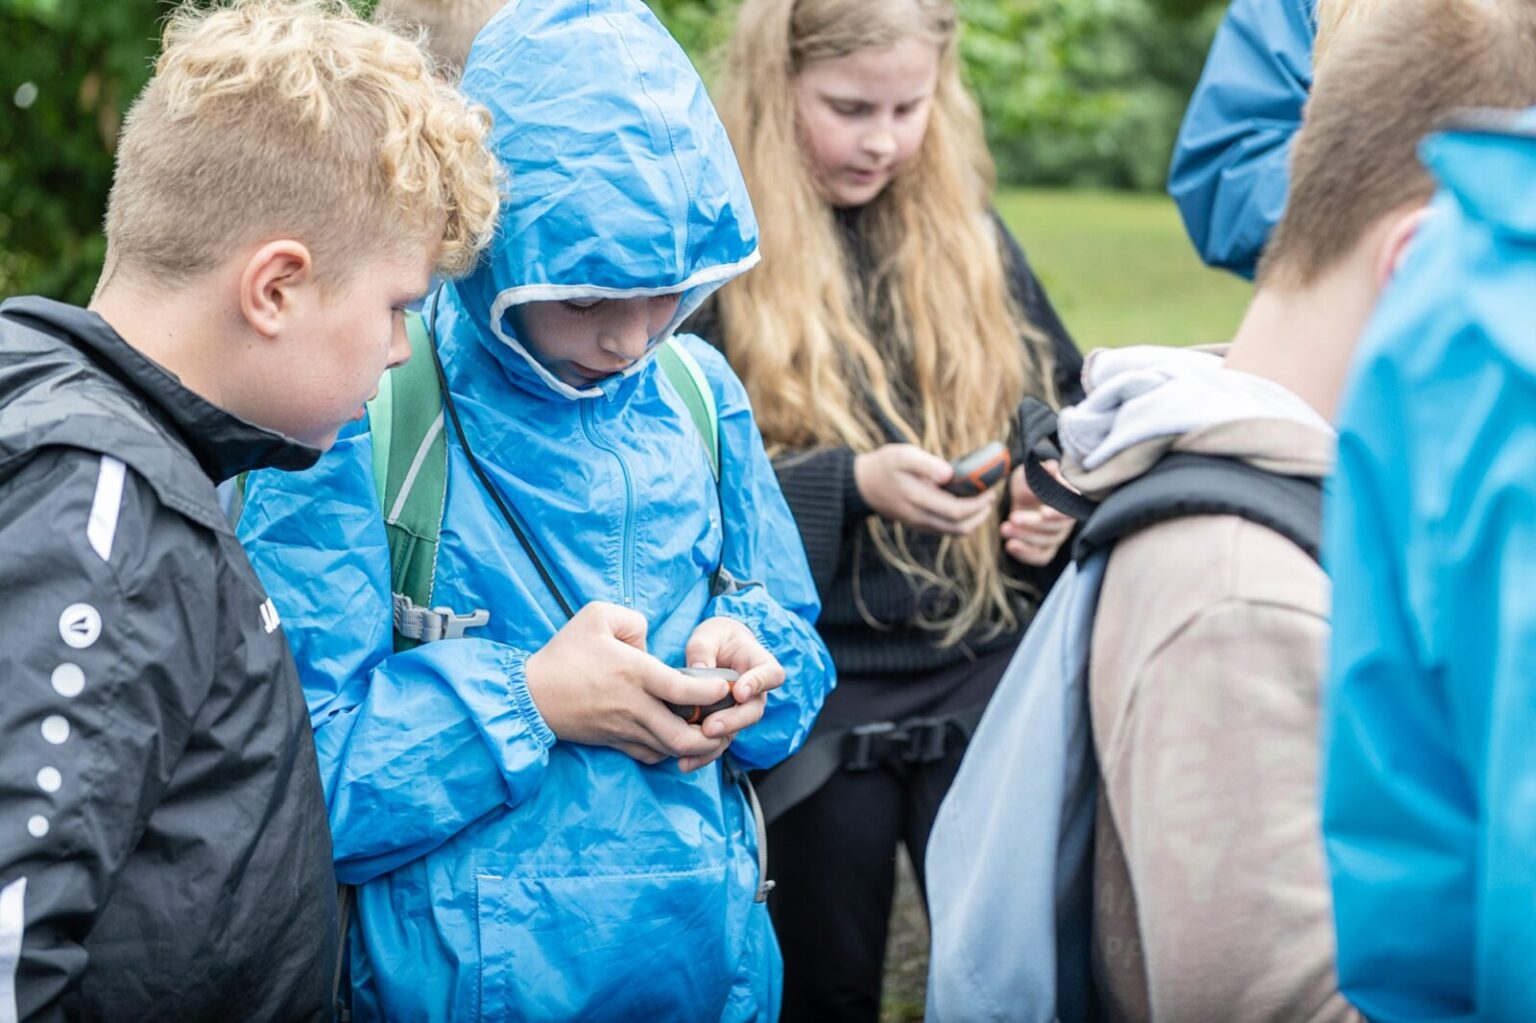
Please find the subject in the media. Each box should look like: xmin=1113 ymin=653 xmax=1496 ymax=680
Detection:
xmin=485 ymin=250 xmax=760 ymax=401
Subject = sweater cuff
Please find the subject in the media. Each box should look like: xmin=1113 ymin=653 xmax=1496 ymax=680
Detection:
xmin=842 ymin=449 xmax=872 ymax=520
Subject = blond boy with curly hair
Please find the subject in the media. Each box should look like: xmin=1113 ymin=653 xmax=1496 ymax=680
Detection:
xmin=0 ymin=2 xmax=498 ymax=1019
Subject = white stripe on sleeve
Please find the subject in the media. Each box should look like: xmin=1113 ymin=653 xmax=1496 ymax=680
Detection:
xmin=0 ymin=876 xmax=26 ymax=1023
xmin=87 ymin=456 xmax=126 ymax=562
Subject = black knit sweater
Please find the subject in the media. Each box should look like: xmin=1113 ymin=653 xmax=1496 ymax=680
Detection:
xmin=686 ymin=211 xmax=1084 ymax=684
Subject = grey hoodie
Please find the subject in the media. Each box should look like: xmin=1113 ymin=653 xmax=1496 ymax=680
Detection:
xmin=1060 ymin=347 xmax=1358 ymax=1023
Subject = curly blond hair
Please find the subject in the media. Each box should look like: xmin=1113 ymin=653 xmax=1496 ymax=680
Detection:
xmin=104 ymin=0 xmax=500 ymax=284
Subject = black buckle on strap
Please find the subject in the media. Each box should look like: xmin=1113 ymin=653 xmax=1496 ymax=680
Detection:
xmin=842 ymin=717 xmax=955 ymax=771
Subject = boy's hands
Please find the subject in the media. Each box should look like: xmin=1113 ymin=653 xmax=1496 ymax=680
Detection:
xmin=525 ymin=602 xmax=733 ymax=767
xmin=854 ymin=443 xmax=998 ymax=535
xmin=677 ymin=617 xmax=787 ymax=773
xmin=1001 ymin=461 xmax=1076 ymax=565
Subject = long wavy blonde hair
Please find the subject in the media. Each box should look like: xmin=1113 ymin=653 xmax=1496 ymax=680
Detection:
xmin=714 ymin=0 xmax=1057 ymax=646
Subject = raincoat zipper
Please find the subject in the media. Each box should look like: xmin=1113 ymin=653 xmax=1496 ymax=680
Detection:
xmin=580 ymin=400 xmax=636 ymax=606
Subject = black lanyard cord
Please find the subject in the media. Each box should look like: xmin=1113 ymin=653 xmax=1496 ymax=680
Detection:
xmin=426 ymin=328 xmax=579 ymax=622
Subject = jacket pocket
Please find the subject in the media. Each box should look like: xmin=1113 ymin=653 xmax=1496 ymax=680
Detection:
xmin=476 ymin=865 xmax=737 ymax=1021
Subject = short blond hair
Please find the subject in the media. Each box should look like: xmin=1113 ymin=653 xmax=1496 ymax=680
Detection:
xmin=1258 ymin=0 xmax=1536 ymax=288
xmin=104 ymin=0 xmax=500 ymax=285
xmin=373 ymin=0 xmax=505 ymax=76
xmin=1313 ymin=0 xmax=1391 ymax=62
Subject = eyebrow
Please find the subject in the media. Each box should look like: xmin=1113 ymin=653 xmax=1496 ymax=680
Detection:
xmin=820 ymin=90 xmax=930 ymax=106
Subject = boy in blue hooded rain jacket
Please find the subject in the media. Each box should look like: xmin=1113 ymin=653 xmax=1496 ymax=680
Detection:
xmin=1322 ymin=107 xmax=1536 ymax=1023
xmin=237 ymin=2 xmax=834 ymax=1019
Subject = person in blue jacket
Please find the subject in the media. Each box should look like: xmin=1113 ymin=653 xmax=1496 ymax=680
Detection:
xmin=237 ymin=1 xmax=835 ymax=1019
xmin=1168 ymin=0 xmax=1314 ymax=277
xmin=1322 ymin=107 xmax=1536 ymax=1021
xmin=1170 ymin=0 xmax=1400 ymax=278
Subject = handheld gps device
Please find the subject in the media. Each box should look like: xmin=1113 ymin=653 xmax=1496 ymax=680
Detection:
xmin=944 ymin=441 xmax=1012 ymax=496
xmin=667 ymin=667 xmax=740 ymax=724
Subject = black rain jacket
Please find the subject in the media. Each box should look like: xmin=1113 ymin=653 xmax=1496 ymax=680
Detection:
xmin=0 ymin=297 xmax=336 ymax=1022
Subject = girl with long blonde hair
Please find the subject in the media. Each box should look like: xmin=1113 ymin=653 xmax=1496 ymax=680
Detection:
xmin=684 ymin=0 xmax=1083 ymax=1014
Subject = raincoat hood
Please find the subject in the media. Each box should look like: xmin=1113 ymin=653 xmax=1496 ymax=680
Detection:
xmin=450 ymin=0 xmax=760 ymax=400
xmin=1422 ymin=108 xmax=1536 ymax=242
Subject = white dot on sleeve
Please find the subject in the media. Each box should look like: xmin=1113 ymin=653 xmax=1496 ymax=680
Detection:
xmin=51 ymin=663 xmax=85 ymax=698
xmin=41 ymin=715 xmax=70 ymax=745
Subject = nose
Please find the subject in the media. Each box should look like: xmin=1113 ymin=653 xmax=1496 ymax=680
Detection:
xmin=387 ymin=313 xmax=413 ymax=369
xmin=597 ymin=304 xmax=651 ymax=362
xmin=861 ymin=121 xmax=897 ymax=161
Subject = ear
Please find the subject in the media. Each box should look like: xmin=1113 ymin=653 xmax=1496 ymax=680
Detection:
xmin=1373 ymin=205 xmax=1435 ymax=289
xmin=239 ymin=240 xmax=315 ymax=339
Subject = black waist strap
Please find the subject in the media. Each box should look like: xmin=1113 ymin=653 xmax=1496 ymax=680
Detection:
xmin=753 ymin=703 xmax=988 ymax=825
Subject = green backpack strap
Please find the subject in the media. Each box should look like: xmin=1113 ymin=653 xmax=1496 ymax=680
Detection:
xmin=228 ymin=471 xmax=249 ymax=525
xmin=656 ymin=337 xmax=720 ymax=482
xmin=367 ymin=311 xmax=486 ymax=650
xmin=656 ymin=337 xmax=744 ymax=597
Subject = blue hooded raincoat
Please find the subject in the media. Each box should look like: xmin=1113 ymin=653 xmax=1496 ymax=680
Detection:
xmin=238 ymin=2 xmax=834 ymax=1018
xmin=1322 ymin=112 xmax=1536 ymax=1022
xmin=1168 ymin=0 xmax=1314 ymax=277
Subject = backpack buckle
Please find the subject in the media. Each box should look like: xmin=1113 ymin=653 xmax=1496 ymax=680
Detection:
xmin=898 ymin=717 xmax=951 ymax=765
xmin=842 ymin=718 xmax=955 ymax=772
xmin=435 ymin=607 xmax=490 ymax=640
xmin=843 ymin=722 xmax=897 ymax=771
xmin=392 ymin=594 xmax=490 ymax=643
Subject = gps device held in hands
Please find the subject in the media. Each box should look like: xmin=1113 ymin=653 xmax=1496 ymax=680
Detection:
xmin=667 ymin=667 xmax=739 ymax=724
xmin=944 ymin=441 xmax=1012 ymax=496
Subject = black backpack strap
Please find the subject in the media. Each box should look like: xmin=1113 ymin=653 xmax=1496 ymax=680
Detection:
xmin=1074 ymin=452 xmax=1324 ymax=566
xmin=752 ymin=701 xmax=990 ymax=825
xmin=1016 ymin=397 xmax=1097 ymax=522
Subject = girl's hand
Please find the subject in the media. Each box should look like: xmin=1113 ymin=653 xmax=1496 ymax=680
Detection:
xmin=854 ymin=443 xmax=997 ymax=535
xmin=1000 ymin=461 xmax=1076 ymax=566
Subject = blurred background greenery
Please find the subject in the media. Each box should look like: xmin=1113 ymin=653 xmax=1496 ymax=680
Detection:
xmin=0 ymin=0 xmax=1249 ymax=346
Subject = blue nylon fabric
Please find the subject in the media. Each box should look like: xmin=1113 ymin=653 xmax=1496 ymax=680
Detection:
xmin=237 ymin=1 xmax=832 ymax=1018
xmin=456 ymin=0 xmax=759 ymax=332
xmin=1322 ymin=114 xmax=1536 ymax=1023
xmin=924 ymin=559 xmax=1099 ymax=1023
xmin=1167 ymin=0 xmax=1315 ymax=278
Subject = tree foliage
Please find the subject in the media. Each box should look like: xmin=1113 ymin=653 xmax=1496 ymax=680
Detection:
xmin=649 ymin=0 xmax=1224 ymax=190
xmin=0 ymin=0 xmax=1222 ymax=303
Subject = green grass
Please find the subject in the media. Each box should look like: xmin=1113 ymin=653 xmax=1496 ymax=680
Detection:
xmin=996 ymin=188 xmax=1252 ymax=351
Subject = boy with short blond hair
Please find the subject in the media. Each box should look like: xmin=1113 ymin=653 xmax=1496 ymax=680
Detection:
xmin=1084 ymin=1 xmax=1536 ymax=1018
xmin=929 ymin=0 xmax=1536 ymax=1019
xmin=0 ymin=1 xmax=498 ymax=1018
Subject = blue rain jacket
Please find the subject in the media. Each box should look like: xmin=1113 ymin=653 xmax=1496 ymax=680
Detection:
xmin=1322 ymin=113 xmax=1536 ymax=1023
xmin=1168 ymin=0 xmax=1314 ymax=278
xmin=237 ymin=1 xmax=834 ymax=1019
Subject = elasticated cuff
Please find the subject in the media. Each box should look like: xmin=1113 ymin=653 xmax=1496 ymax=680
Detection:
xmin=503 ymin=649 xmax=557 ymax=751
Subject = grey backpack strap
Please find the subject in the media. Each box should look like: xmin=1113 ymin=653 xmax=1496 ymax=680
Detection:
xmin=753 ymin=729 xmax=846 ymax=826
xmin=1074 ymin=452 xmax=1324 ymax=566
